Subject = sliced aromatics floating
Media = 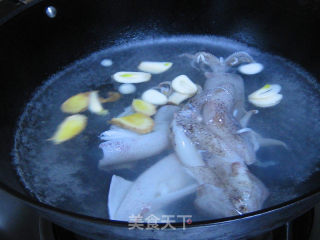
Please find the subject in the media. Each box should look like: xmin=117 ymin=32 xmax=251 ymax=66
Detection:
xmin=61 ymin=92 xmax=90 ymax=114
xmin=99 ymin=91 xmax=121 ymax=103
xmin=248 ymin=84 xmax=283 ymax=108
xmin=118 ymin=83 xmax=136 ymax=94
xmin=49 ymin=114 xmax=87 ymax=144
xmin=114 ymin=75 xmax=199 ymax=135
xmin=55 ymin=90 xmax=122 ymax=144
xmin=110 ymin=113 xmax=154 ymax=134
xmin=88 ymin=91 xmax=109 ymax=115
xmin=61 ymin=91 xmax=121 ymax=114
xmin=238 ymin=62 xmax=264 ymax=75
xmin=142 ymin=89 xmax=168 ymax=105
xmin=137 ymin=61 xmax=173 ymax=74
xmin=113 ymin=71 xmax=151 ymax=83
xmin=132 ymin=99 xmax=157 ymax=116
xmin=172 ymin=75 xmax=197 ymax=95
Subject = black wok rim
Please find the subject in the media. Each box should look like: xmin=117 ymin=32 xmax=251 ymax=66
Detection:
xmin=0 ymin=0 xmax=43 ymax=25
xmin=1 ymin=180 xmax=320 ymax=228
xmin=1 ymin=0 xmax=320 ymax=230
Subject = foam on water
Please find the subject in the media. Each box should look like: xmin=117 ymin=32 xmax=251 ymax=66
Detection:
xmin=13 ymin=35 xmax=320 ymax=221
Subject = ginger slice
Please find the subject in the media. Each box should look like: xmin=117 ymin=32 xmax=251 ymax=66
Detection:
xmin=132 ymin=99 xmax=156 ymax=116
xmin=61 ymin=92 xmax=90 ymax=113
xmin=110 ymin=113 xmax=154 ymax=134
xmin=50 ymin=114 xmax=87 ymax=144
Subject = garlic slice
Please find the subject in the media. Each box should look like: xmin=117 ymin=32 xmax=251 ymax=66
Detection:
xmin=168 ymin=91 xmax=192 ymax=105
xmin=249 ymin=93 xmax=283 ymax=108
xmin=61 ymin=92 xmax=90 ymax=114
xmin=172 ymin=75 xmax=197 ymax=95
xmin=132 ymin=99 xmax=157 ymax=116
xmin=88 ymin=91 xmax=109 ymax=115
xmin=110 ymin=113 xmax=154 ymax=134
xmin=138 ymin=61 xmax=173 ymax=74
xmin=238 ymin=62 xmax=264 ymax=75
xmin=248 ymin=84 xmax=283 ymax=108
xmin=50 ymin=114 xmax=87 ymax=144
xmin=249 ymin=84 xmax=281 ymax=100
xmin=113 ymin=72 xmax=151 ymax=83
xmin=142 ymin=89 xmax=168 ymax=105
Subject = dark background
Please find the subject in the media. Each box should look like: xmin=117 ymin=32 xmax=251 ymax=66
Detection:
xmin=1 ymin=0 xmax=320 ymax=239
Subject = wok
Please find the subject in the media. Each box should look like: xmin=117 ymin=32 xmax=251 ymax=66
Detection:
xmin=1 ymin=0 xmax=320 ymax=239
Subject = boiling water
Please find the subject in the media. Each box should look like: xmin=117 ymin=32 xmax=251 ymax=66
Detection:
xmin=13 ymin=36 xmax=320 ymax=221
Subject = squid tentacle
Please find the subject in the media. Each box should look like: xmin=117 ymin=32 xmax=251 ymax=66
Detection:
xmin=180 ymin=52 xmax=223 ymax=72
xmin=239 ymin=110 xmax=259 ymax=127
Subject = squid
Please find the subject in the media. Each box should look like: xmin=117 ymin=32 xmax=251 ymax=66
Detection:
xmin=171 ymin=51 xmax=285 ymax=216
xmin=102 ymin=51 xmax=287 ymax=220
